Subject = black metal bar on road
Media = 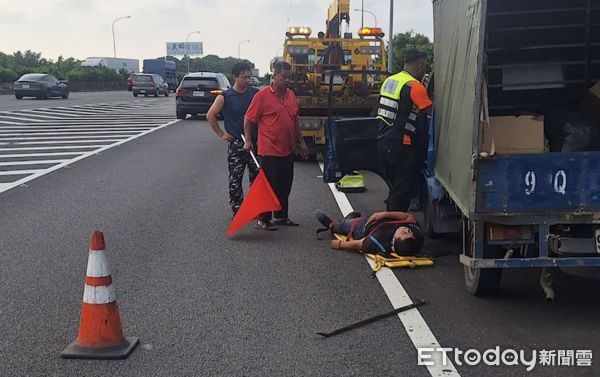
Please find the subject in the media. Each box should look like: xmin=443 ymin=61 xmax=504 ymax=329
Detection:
xmin=317 ymin=300 xmax=426 ymax=338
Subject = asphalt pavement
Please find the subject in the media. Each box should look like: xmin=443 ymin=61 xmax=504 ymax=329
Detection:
xmin=0 ymin=92 xmax=598 ymax=377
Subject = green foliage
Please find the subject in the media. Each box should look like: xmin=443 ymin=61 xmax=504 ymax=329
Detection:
xmin=0 ymin=67 xmax=18 ymax=82
xmin=174 ymin=55 xmax=256 ymax=81
xmin=0 ymin=50 xmax=122 ymax=82
xmin=389 ymin=31 xmax=434 ymax=73
xmin=1 ymin=50 xmax=260 ymax=83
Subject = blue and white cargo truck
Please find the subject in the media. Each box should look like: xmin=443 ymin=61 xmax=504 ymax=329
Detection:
xmin=424 ymin=0 xmax=600 ymax=296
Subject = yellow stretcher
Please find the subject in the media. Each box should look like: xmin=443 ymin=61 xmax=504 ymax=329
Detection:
xmin=333 ymin=233 xmax=433 ymax=272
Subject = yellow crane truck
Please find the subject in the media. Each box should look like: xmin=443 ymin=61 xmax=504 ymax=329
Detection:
xmin=281 ymin=0 xmax=387 ymax=155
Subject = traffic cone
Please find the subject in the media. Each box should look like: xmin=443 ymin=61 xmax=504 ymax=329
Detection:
xmin=61 ymin=231 xmax=139 ymax=359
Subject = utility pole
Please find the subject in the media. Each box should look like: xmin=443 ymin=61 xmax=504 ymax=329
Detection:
xmin=388 ymin=0 xmax=394 ymax=73
xmin=361 ymin=0 xmax=364 ymax=28
xmin=186 ymin=31 xmax=201 ymax=73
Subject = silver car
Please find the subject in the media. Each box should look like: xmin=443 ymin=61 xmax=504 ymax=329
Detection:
xmin=132 ymin=74 xmax=169 ymax=97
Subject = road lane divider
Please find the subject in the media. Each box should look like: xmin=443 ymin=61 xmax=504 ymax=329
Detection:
xmin=318 ymin=162 xmax=460 ymax=377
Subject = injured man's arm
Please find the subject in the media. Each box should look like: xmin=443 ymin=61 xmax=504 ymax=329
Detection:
xmin=330 ymin=238 xmax=364 ymax=252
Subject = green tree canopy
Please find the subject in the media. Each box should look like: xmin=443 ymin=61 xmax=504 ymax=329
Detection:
xmin=389 ymin=31 xmax=434 ymax=73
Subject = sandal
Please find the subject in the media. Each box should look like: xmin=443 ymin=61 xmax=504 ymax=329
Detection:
xmin=273 ymin=218 xmax=300 ymax=226
xmin=255 ymin=220 xmax=277 ymax=231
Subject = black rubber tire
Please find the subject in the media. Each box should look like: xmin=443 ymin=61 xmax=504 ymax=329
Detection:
xmin=463 ymin=221 xmax=504 ymax=297
xmin=176 ymin=111 xmax=186 ymax=120
xmin=15 ymin=94 xmax=22 ymax=100
xmin=62 ymin=90 xmax=69 ymax=99
xmin=133 ymin=93 xmax=138 ymax=97
xmin=165 ymin=91 xmax=169 ymax=97
xmin=464 ymin=265 xmax=503 ymax=297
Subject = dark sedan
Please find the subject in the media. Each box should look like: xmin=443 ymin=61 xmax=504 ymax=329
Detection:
xmin=175 ymin=72 xmax=230 ymax=119
xmin=14 ymin=73 xmax=69 ymax=99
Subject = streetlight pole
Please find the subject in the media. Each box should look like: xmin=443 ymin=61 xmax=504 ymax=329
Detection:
xmin=361 ymin=0 xmax=364 ymax=27
xmin=238 ymin=40 xmax=250 ymax=59
xmin=186 ymin=30 xmax=201 ymax=73
xmin=353 ymin=8 xmax=377 ymax=26
xmin=112 ymin=16 xmax=131 ymax=58
xmin=388 ymin=0 xmax=394 ymax=73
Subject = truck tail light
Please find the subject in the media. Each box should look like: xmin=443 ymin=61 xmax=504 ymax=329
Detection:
xmin=488 ymin=225 xmax=534 ymax=241
xmin=176 ymin=87 xmax=188 ymax=95
xmin=209 ymin=89 xmax=223 ymax=95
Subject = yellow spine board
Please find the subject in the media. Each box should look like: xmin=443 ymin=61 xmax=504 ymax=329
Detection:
xmin=333 ymin=233 xmax=433 ymax=271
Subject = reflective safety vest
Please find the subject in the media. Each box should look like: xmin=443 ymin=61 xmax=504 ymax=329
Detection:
xmin=376 ymin=71 xmax=421 ymax=145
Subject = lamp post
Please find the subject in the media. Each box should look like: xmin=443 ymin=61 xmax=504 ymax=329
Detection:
xmin=186 ymin=30 xmax=201 ymax=73
xmin=238 ymin=40 xmax=250 ymax=59
xmin=112 ymin=16 xmax=131 ymax=58
xmin=388 ymin=0 xmax=394 ymax=73
xmin=353 ymin=8 xmax=377 ymax=26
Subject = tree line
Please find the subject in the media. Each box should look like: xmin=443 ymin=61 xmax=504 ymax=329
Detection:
xmin=0 ymin=32 xmax=431 ymax=83
xmin=0 ymin=50 xmax=257 ymax=83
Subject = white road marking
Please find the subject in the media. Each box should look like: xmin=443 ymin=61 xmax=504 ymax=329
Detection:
xmin=0 ymin=128 xmax=150 ymax=134
xmin=0 ymin=115 xmax=44 ymax=122
xmin=0 ymin=152 xmax=82 ymax=158
xmin=0 ymin=120 xmax=26 ymax=125
xmin=0 ymin=169 xmax=42 ymax=176
xmin=0 ymin=119 xmax=179 ymax=194
xmin=1 ymin=135 xmax=131 ymax=141
xmin=31 ymin=109 xmax=79 ymax=117
xmin=0 ymin=131 xmax=140 ymax=137
xmin=0 ymin=159 xmax=68 ymax=166
xmin=15 ymin=109 xmax=64 ymax=119
xmin=16 ymin=139 xmax=123 ymax=145
xmin=318 ymin=162 xmax=460 ymax=377
xmin=0 ymin=145 xmax=105 ymax=151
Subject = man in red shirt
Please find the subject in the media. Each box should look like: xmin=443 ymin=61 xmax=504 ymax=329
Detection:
xmin=243 ymin=61 xmax=309 ymax=230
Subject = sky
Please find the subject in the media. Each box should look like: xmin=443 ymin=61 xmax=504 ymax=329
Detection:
xmin=0 ymin=0 xmax=433 ymax=75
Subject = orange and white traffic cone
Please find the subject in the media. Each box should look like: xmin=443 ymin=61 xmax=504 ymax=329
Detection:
xmin=61 ymin=231 xmax=139 ymax=359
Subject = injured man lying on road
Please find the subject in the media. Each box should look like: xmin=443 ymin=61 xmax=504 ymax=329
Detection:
xmin=315 ymin=210 xmax=425 ymax=256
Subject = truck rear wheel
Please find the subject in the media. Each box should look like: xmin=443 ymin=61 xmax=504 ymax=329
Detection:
xmin=463 ymin=221 xmax=503 ymax=296
xmin=464 ymin=265 xmax=503 ymax=297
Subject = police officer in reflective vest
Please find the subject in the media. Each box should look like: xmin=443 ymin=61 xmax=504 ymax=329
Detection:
xmin=376 ymin=50 xmax=433 ymax=212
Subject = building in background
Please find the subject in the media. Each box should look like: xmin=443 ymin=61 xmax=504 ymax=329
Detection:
xmin=81 ymin=57 xmax=139 ymax=73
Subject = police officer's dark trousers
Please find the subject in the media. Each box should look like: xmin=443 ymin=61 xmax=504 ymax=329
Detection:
xmin=377 ymin=137 xmax=416 ymax=212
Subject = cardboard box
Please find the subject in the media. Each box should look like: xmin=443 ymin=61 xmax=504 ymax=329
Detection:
xmin=580 ymin=82 xmax=600 ymax=123
xmin=482 ymin=116 xmax=545 ymax=154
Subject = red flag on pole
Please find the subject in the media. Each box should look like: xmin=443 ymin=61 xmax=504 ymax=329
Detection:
xmin=227 ymin=168 xmax=281 ymax=236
